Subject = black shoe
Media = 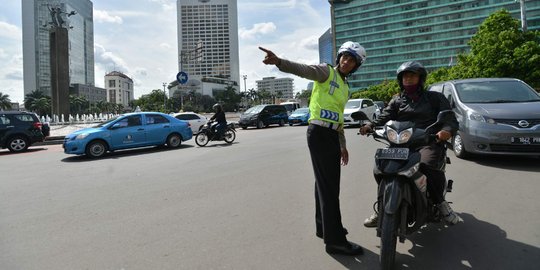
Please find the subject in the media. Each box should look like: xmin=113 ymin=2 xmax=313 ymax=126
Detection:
xmin=325 ymin=242 xmax=364 ymax=256
xmin=316 ymin=227 xmax=348 ymax=239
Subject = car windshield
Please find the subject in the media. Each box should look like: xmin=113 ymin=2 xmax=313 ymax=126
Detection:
xmin=94 ymin=115 xmax=122 ymax=127
xmin=455 ymin=81 xmax=540 ymax=103
xmin=345 ymin=100 xmax=360 ymax=109
xmin=244 ymin=105 xmax=264 ymax=114
xmin=293 ymin=108 xmax=309 ymax=114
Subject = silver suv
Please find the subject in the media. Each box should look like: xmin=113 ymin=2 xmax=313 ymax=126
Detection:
xmin=428 ymin=78 xmax=540 ymax=158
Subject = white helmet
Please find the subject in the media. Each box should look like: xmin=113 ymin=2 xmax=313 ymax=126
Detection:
xmin=336 ymin=41 xmax=366 ymax=73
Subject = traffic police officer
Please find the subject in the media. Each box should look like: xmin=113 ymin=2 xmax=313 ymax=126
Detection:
xmin=260 ymin=41 xmax=366 ymax=255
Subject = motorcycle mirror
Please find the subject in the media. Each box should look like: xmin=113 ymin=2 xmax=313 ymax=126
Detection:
xmin=351 ymin=111 xmax=369 ymax=121
xmin=436 ymin=110 xmax=455 ymax=123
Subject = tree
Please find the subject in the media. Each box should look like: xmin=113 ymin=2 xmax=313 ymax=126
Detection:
xmin=24 ymin=90 xmax=48 ymax=112
xmin=352 ymin=79 xmax=399 ymax=102
xmin=69 ymin=95 xmax=88 ymax=115
xmin=454 ymin=9 xmax=540 ymax=88
xmin=214 ymin=85 xmax=241 ymax=111
xmin=31 ymin=97 xmax=51 ymax=116
xmin=0 ymin=92 xmax=11 ymax=110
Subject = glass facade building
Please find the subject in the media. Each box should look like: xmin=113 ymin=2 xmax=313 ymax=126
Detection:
xmin=22 ymin=0 xmax=94 ymax=97
xmin=332 ymin=0 xmax=540 ymax=90
xmin=319 ymin=28 xmax=334 ymax=65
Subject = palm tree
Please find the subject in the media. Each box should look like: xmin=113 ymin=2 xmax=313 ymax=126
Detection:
xmin=24 ymin=90 xmax=48 ymax=112
xmin=69 ymin=95 xmax=88 ymax=114
xmin=31 ymin=97 xmax=51 ymax=116
xmin=0 ymin=92 xmax=12 ymax=110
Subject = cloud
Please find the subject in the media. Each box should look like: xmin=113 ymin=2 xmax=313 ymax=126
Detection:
xmin=0 ymin=21 xmax=21 ymax=39
xmin=94 ymin=10 xmax=123 ymax=24
xmin=4 ymin=70 xmax=22 ymax=80
xmin=159 ymin=43 xmax=172 ymax=50
xmin=239 ymin=22 xmax=276 ymax=39
xmin=94 ymin=43 xmax=129 ymax=74
xmin=296 ymin=35 xmax=320 ymax=51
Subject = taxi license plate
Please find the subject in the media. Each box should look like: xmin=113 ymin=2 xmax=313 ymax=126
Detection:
xmin=375 ymin=148 xmax=409 ymax=160
xmin=511 ymin=137 xmax=540 ymax=145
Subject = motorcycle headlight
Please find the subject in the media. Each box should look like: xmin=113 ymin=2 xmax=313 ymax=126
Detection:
xmin=75 ymin=133 xmax=89 ymax=140
xmin=386 ymin=127 xmax=412 ymax=144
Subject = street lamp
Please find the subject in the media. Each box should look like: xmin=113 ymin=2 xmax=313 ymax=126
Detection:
xmin=242 ymin=75 xmax=247 ymax=108
xmin=162 ymin=82 xmax=167 ymax=111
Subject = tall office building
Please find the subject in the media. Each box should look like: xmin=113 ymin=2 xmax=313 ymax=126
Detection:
xmin=22 ymin=0 xmax=95 ymax=97
xmin=331 ymin=0 xmax=540 ymax=90
xmin=176 ymin=0 xmax=240 ymax=96
xmin=104 ymin=71 xmax=134 ymax=108
xmin=318 ymin=28 xmax=334 ymax=65
xmin=256 ymin=77 xmax=295 ymax=100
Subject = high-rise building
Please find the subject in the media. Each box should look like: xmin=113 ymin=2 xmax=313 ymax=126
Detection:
xmin=104 ymin=71 xmax=134 ymax=108
xmin=319 ymin=28 xmax=334 ymax=65
xmin=176 ymin=0 xmax=240 ymax=96
xmin=331 ymin=0 xmax=540 ymax=90
xmin=22 ymin=0 xmax=95 ymax=97
xmin=256 ymin=77 xmax=295 ymax=100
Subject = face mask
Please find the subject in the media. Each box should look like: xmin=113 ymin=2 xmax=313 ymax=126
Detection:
xmin=403 ymin=84 xmax=420 ymax=101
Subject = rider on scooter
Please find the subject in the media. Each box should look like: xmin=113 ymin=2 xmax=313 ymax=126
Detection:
xmin=210 ymin=103 xmax=227 ymax=139
xmin=359 ymin=61 xmax=462 ymax=226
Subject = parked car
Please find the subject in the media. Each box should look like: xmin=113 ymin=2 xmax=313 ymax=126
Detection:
xmin=172 ymin=112 xmax=207 ymax=134
xmin=373 ymin=100 xmax=385 ymax=110
xmin=63 ymin=112 xmax=193 ymax=158
xmin=288 ymin=107 xmax=310 ymax=126
xmin=343 ymin=98 xmax=377 ymax=126
xmin=0 ymin=111 xmax=48 ymax=153
xmin=239 ymin=104 xmax=288 ymax=129
xmin=374 ymin=104 xmax=382 ymax=119
xmin=428 ymin=78 xmax=540 ymax=158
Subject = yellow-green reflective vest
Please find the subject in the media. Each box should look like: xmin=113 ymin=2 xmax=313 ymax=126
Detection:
xmin=309 ymin=65 xmax=350 ymax=124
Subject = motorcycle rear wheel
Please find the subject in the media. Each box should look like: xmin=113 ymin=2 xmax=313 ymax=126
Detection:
xmin=195 ymin=132 xmax=210 ymax=146
xmin=380 ymin=212 xmax=398 ymax=270
xmin=224 ymin=129 xmax=236 ymax=143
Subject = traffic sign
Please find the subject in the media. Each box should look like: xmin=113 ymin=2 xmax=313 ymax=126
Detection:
xmin=176 ymin=71 xmax=188 ymax=85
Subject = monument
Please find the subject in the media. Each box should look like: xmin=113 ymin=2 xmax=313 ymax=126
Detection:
xmin=48 ymin=5 xmax=76 ymax=117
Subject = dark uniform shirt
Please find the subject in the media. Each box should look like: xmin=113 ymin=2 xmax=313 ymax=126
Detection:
xmin=211 ymin=111 xmax=226 ymax=124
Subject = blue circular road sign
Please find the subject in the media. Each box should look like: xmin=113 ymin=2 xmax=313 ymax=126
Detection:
xmin=176 ymin=71 xmax=188 ymax=85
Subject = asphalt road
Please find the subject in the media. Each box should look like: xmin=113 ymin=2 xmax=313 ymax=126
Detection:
xmin=1 ymin=126 xmax=539 ymax=270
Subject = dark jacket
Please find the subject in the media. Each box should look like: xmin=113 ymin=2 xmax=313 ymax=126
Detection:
xmin=211 ymin=111 xmax=226 ymax=124
xmin=371 ymin=90 xmax=458 ymax=135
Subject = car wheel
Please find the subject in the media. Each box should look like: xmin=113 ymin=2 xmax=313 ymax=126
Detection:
xmin=279 ymin=119 xmax=285 ymax=126
xmin=256 ymin=120 xmax=264 ymax=129
xmin=289 ymin=123 xmax=293 ymax=126
xmin=85 ymin=140 xmax=107 ymax=158
xmin=453 ymin=133 xmax=469 ymax=159
xmin=7 ymin=136 xmax=29 ymax=153
xmin=166 ymin=133 xmax=182 ymax=148
xmin=241 ymin=126 xmax=247 ymax=130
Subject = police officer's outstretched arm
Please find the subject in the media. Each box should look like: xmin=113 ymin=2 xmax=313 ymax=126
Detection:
xmin=259 ymin=47 xmax=281 ymax=66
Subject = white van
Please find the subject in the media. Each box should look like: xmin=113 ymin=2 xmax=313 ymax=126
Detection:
xmin=281 ymin=102 xmax=301 ymax=115
xmin=343 ymin=98 xmax=376 ymax=126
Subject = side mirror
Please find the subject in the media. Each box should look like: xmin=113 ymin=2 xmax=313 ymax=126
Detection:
xmin=436 ymin=110 xmax=455 ymax=123
xmin=351 ymin=111 xmax=369 ymax=121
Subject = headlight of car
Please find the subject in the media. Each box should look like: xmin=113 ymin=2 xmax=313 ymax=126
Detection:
xmin=75 ymin=133 xmax=90 ymax=140
xmin=468 ymin=112 xmax=495 ymax=124
xmin=386 ymin=127 xmax=412 ymax=144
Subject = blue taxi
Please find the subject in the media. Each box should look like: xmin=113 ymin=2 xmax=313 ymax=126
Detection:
xmin=288 ymin=107 xmax=310 ymax=126
xmin=63 ymin=112 xmax=192 ymax=158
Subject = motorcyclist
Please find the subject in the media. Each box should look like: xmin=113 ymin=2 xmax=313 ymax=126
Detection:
xmin=210 ymin=103 xmax=226 ymax=139
xmin=359 ymin=61 xmax=462 ymax=226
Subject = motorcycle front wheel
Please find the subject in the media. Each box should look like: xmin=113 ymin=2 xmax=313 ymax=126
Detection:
xmin=195 ymin=132 xmax=210 ymax=146
xmin=380 ymin=212 xmax=398 ymax=270
xmin=224 ymin=129 xmax=236 ymax=143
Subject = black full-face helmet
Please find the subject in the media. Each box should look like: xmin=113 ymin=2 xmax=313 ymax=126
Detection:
xmin=396 ymin=61 xmax=428 ymax=90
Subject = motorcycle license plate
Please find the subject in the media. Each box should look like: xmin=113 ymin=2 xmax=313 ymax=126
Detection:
xmin=375 ymin=148 xmax=409 ymax=160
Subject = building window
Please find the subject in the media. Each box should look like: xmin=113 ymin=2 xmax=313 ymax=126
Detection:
xmin=109 ymin=80 xmax=116 ymax=87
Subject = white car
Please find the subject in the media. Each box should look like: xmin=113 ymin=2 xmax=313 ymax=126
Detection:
xmin=343 ymin=98 xmax=377 ymax=126
xmin=173 ymin=112 xmax=208 ymax=134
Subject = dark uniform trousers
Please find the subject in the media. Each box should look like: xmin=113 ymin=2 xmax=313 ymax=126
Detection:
xmin=307 ymin=124 xmax=347 ymax=245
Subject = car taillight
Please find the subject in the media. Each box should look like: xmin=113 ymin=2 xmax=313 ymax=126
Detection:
xmin=33 ymin=122 xmax=43 ymax=129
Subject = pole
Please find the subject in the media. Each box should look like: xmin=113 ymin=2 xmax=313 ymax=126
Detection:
xmin=162 ymin=82 xmax=167 ymax=112
xmin=243 ymin=75 xmax=247 ymax=108
xmin=519 ymin=0 xmax=528 ymax=32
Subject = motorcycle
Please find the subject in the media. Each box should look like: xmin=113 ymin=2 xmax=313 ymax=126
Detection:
xmin=195 ymin=120 xmax=236 ymax=146
xmin=352 ymin=110 xmax=455 ymax=270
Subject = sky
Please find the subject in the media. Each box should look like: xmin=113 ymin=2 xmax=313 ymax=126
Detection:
xmin=0 ymin=0 xmax=331 ymax=104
